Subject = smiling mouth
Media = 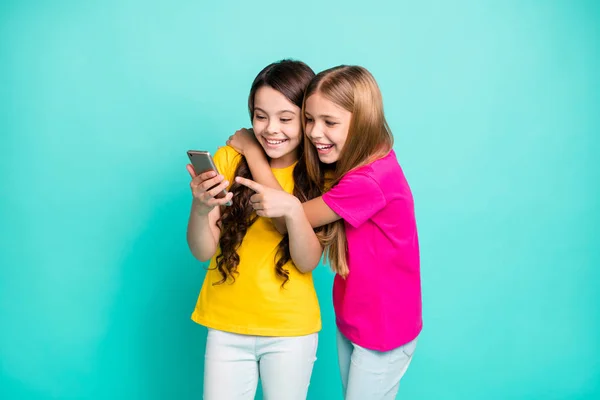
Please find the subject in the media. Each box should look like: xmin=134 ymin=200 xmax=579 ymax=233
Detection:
xmin=264 ymin=138 xmax=288 ymax=145
xmin=314 ymin=143 xmax=335 ymax=154
xmin=315 ymin=144 xmax=334 ymax=150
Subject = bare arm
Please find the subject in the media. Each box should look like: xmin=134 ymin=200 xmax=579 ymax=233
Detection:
xmin=235 ymin=177 xmax=323 ymax=273
xmin=185 ymin=166 xmax=233 ymax=262
xmin=227 ymin=128 xmax=284 ymax=191
xmin=245 ymin=146 xmax=284 ymax=191
xmin=240 ymin=150 xmax=342 ymax=233
xmin=263 ymin=196 xmax=343 ymax=235
xmin=227 ymin=128 xmax=341 ymax=233
xmin=227 ymin=129 xmax=289 ymax=232
xmin=283 ymin=197 xmax=323 ymax=273
xmin=301 ymin=196 xmax=342 ymax=228
xmin=243 ymin=147 xmax=291 ymax=233
xmin=186 ymin=201 xmax=221 ymax=262
xmin=240 ymin=158 xmax=343 ymax=233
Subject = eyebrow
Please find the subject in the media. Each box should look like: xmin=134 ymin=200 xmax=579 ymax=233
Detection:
xmin=304 ymin=112 xmax=339 ymax=120
xmin=254 ymin=107 xmax=297 ymax=115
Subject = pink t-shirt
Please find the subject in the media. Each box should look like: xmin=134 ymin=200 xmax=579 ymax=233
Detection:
xmin=322 ymin=150 xmax=422 ymax=351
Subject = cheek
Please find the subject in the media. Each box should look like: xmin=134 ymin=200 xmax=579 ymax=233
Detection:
xmin=252 ymin=120 xmax=266 ymax=133
xmin=284 ymin=125 xmax=302 ymax=142
xmin=304 ymin=123 xmax=314 ymax=136
xmin=334 ymin=127 xmax=350 ymax=145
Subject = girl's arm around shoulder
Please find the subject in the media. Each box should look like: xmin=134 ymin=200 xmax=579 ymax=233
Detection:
xmin=227 ymin=129 xmax=292 ymax=233
xmin=260 ymin=195 xmax=343 ymax=235
xmin=301 ymin=196 xmax=342 ymax=228
xmin=235 ymin=177 xmax=324 ymax=273
xmin=226 ymin=129 xmax=344 ymax=231
xmin=227 ymin=128 xmax=283 ymax=191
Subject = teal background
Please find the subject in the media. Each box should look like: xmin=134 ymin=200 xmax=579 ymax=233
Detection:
xmin=1 ymin=0 xmax=599 ymax=399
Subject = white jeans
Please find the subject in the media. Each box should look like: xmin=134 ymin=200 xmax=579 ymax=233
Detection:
xmin=203 ymin=329 xmax=318 ymax=400
xmin=337 ymin=329 xmax=418 ymax=400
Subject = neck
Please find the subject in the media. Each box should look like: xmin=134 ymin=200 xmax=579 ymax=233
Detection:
xmin=269 ymin=149 xmax=298 ymax=169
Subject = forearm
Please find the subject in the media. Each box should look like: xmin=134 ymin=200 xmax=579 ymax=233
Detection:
xmin=245 ymin=147 xmax=288 ymax=233
xmin=275 ymin=197 xmax=342 ymax=234
xmin=285 ymin=201 xmax=323 ymax=273
xmin=186 ymin=201 xmax=219 ymax=262
xmin=245 ymin=147 xmax=283 ymax=190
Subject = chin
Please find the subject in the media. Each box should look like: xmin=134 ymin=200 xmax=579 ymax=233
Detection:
xmin=318 ymin=154 xmax=339 ymax=164
xmin=262 ymin=147 xmax=282 ymax=159
xmin=265 ymin=144 xmax=296 ymax=159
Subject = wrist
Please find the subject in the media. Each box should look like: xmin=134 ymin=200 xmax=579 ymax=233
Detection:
xmin=284 ymin=197 xmax=303 ymax=222
xmin=192 ymin=199 xmax=212 ymax=216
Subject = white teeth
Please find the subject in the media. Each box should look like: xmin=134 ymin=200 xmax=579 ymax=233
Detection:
xmin=266 ymin=139 xmax=286 ymax=145
xmin=316 ymin=144 xmax=334 ymax=150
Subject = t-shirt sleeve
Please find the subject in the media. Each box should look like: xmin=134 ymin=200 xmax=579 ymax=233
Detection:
xmin=322 ymin=170 xmax=387 ymax=228
xmin=212 ymin=146 xmax=242 ymax=188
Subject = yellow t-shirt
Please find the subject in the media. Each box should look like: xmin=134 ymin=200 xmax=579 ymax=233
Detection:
xmin=191 ymin=146 xmax=322 ymax=336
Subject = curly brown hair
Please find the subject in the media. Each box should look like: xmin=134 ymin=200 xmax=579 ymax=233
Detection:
xmin=213 ymin=60 xmax=321 ymax=287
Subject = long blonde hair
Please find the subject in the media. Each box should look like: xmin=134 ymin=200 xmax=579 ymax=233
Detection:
xmin=303 ymin=66 xmax=394 ymax=277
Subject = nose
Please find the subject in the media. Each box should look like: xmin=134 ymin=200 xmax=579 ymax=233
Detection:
xmin=265 ymin=119 xmax=279 ymax=135
xmin=306 ymin=121 xmax=321 ymax=140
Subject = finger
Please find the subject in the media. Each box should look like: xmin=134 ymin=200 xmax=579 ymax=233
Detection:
xmin=205 ymin=191 xmax=234 ymax=207
xmin=235 ymin=176 xmax=263 ymax=193
xmin=250 ymin=193 xmax=262 ymax=204
xmin=191 ymin=170 xmax=218 ymax=186
xmin=206 ymin=179 xmax=230 ymax=198
xmin=186 ymin=164 xmax=197 ymax=178
xmin=196 ymin=174 xmax=224 ymax=190
xmin=198 ymin=170 xmax=218 ymax=181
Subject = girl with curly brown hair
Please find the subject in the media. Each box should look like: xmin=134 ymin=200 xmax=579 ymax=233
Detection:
xmin=185 ymin=59 xmax=323 ymax=400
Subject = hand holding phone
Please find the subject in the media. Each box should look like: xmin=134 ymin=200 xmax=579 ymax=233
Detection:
xmin=187 ymin=150 xmax=233 ymax=211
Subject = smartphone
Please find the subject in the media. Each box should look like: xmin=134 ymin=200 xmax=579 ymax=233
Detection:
xmin=187 ymin=150 xmax=232 ymax=206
